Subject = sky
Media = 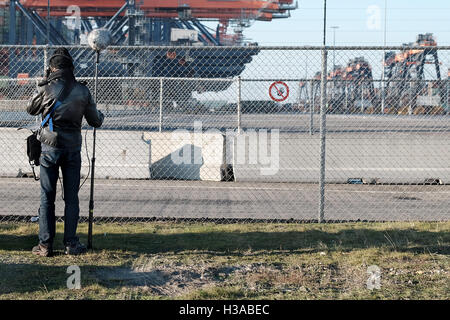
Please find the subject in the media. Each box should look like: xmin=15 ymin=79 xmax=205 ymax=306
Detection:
xmin=243 ymin=0 xmax=450 ymax=46
xmin=196 ymin=1 xmax=450 ymax=103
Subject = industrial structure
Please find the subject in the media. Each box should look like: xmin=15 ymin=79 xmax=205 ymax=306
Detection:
xmin=0 ymin=2 xmax=447 ymax=115
xmin=2 ymin=0 xmax=298 ymax=46
xmin=297 ymin=34 xmax=447 ymax=115
xmin=327 ymin=57 xmax=375 ymax=113
xmin=383 ymin=33 xmax=444 ymax=114
xmin=0 ymin=0 xmax=297 ymax=104
xmin=299 ymin=57 xmax=375 ymax=114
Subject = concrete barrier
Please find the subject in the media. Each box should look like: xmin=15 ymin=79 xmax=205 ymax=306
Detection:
xmin=81 ymin=129 xmax=149 ymax=179
xmin=227 ymin=131 xmax=320 ymax=183
xmin=1 ymin=127 xmax=449 ymax=184
xmin=324 ymin=132 xmax=450 ymax=184
xmin=0 ymin=128 xmax=32 ymax=177
xmin=229 ymin=131 xmax=450 ymax=184
xmin=0 ymin=128 xmax=150 ymax=179
xmin=143 ymin=130 xmax=224 ymax=181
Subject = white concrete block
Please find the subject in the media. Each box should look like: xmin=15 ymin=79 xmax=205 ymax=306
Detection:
xmin=0 ymin=128 xmax=150 ymax=180
xmin=81 ymin=130 xmax=150 ymax=179
xmin=0 ymin=128 xmax=34 ymax=177
xmin=143 ymin=130 xmax=224 ymax=181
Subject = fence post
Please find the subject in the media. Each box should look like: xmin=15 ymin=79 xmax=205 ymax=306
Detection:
xmin=361 ymin=83 xmax=364 ymax=113
xmin=409 ymin=81 xmax=413 ymax=115
xmin=43 ymin=45 xmax=48 ymax=75
xmin=381 ymin=77 xmax=385 ymax=115
xmin=345 ymin=82 xmax=348 ymax=112
xmin=446 ymin=77 xmax=449 ymax=115
xmin=159 ymin=78 xmax=163 ymax=132
xmin=309 ymin=79 xmax=314 ymax=135
xmin=318 ymin=48 xmax=328 ymax=223
xmin=237 ymin=76 xmax=242 ymax=134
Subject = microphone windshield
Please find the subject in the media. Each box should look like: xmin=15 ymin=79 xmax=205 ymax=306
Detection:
xmin=87 ymin=29 xmax=112 ymax=51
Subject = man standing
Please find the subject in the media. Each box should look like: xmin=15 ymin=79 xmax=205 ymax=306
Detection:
xmin=27 ymin=48 xmax=104 ymax=257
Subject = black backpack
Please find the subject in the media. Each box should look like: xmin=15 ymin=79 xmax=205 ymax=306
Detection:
xmin=26 ymin=131 xmax=41 ymax=180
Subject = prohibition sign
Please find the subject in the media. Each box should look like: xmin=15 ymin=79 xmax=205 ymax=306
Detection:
xmin=269 ymin=81 xmax=289 ymax=102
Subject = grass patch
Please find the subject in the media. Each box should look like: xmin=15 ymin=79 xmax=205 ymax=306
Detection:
xmin=0 ymin=221 xmax=448 ymax=300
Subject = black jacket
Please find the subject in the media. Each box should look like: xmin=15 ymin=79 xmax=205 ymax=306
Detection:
xmin=27 ymin=69 xmax=104 ymax=149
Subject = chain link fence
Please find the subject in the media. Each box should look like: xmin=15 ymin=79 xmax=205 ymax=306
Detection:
xmin=0 ymin=45 xmax=449 ymax=222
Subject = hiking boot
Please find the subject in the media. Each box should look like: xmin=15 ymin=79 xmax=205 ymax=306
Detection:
xmin=32 ymin=243 xmax=53 ymax=257
xmin=64 ymin=241 xmax=87 ymax=255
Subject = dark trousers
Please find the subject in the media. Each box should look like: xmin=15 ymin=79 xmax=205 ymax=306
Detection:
xmin=39 ymin=147 xmax=81 ymax=246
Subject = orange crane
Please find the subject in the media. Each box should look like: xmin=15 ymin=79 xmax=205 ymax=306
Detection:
xmin=309 ymin=57 xmax=375 ymax=114
xmin=384 ymin=33 xmax=442 ymax=114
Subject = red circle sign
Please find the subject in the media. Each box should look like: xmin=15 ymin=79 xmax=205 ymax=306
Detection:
xmin=269 ymin=81 xmax=289 ymax=102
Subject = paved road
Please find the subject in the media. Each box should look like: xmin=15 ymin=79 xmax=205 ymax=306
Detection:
xmin=2 ymin=111 xmax=449 ymax=133
xmin=0 ymin=178 xmax=448 ymax=221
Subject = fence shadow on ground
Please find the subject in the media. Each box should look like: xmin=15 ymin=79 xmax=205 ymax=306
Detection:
xmin=1 ymin=228 xmax=448 ymax=255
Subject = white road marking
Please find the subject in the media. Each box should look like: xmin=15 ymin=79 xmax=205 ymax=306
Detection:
xmin=1 ymin=180 xmax=449 ymax=194
xmin=86 ymin=184 xmax=450 ymax=195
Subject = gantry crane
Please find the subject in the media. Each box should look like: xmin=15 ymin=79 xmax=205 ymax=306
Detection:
xmin=0 ymin=0 xmax=298 ymax=105
xmin=383 ymin=33 xmax=442 ymax=114
xmin=309 ymin=57 xmax=375 ymax=114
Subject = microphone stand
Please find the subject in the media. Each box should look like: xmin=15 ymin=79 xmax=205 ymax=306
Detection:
xmin=88 ymin=50 xmax=100 ymax=250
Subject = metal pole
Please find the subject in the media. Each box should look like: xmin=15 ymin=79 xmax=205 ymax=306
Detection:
xmin=319 ymin=49 xmax=328 ymax=223
xmin=88 ymin=50 xmax=99 ymax=250
xmin=333 ymin=29 xmax=335 ymax=69
xmin=409 ymin=81 xmax=413 ymax=115
xmin=381 ymin=68 xmax=385 ymax=114
xmin=361 ymin=83 xmax=364 ymax=113
xmin=237 ymin=76 xmax=242 ymax=134
xmin=159 ymin=78 xmax=163 ymax=132
xmin=331 ymin=26 xmax=338 ymax=69
xmin=322 ymin=0 xmax=327 ymax=47
xmin=46 ymin=0 xmax=50 ymax=45
xmin=445 ymin=74 xmax=450 ymax=114
xmin=43 ymin=46 xmax=48 ymax=74
xmin=310 ymin=80 xmax=314 ymax=135
xmin=330 ymin=26 xmax=338 ymax=101
xmin=318 ymin=0 xmax=327 ymax=223
xmin=345 ymin=82 xmax=348 ymax=112
xmin=9 ymin=0 xmax=16 ymax=44
xmin=381 ymin=0 xmax=387 ymax=114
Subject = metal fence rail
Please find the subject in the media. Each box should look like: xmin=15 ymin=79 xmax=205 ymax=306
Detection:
xmin=0 ymin=45 xmax=449 ymax=222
